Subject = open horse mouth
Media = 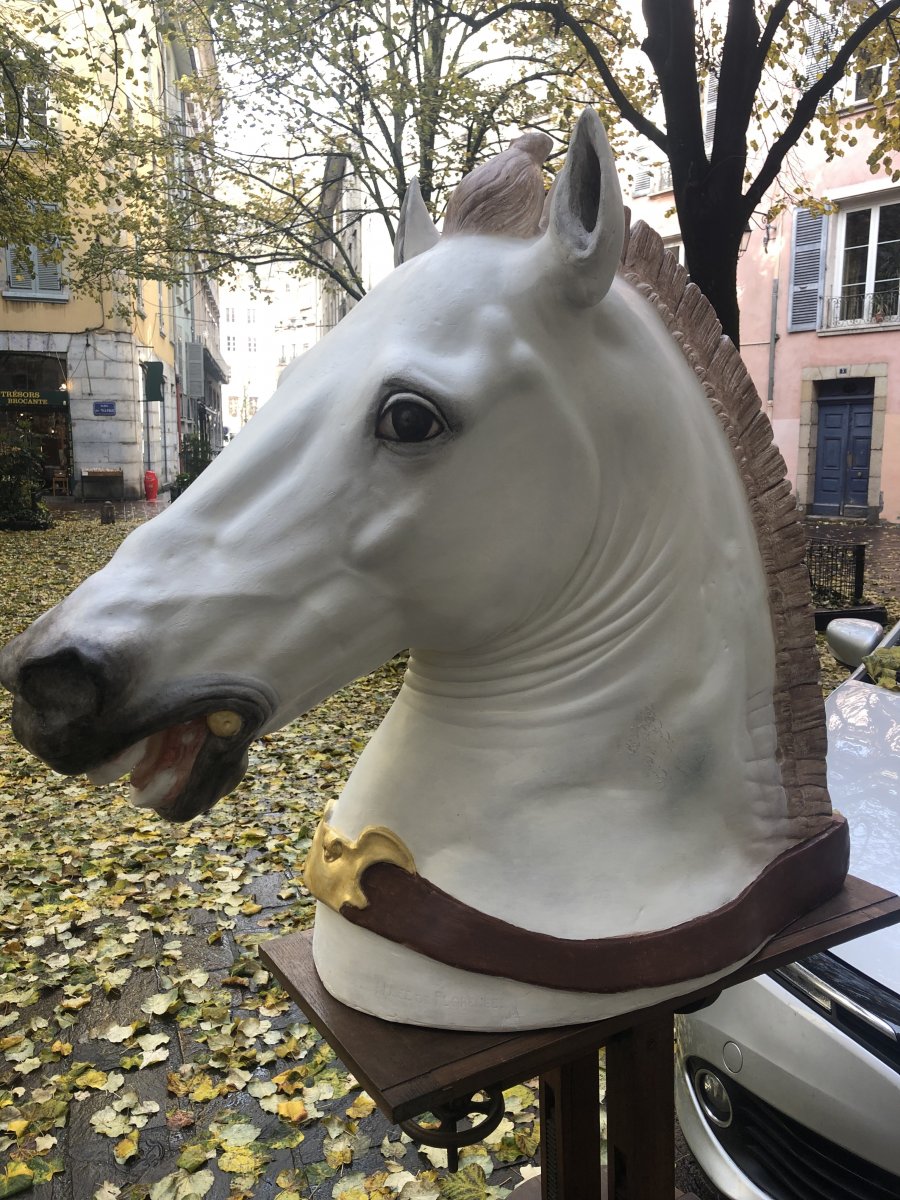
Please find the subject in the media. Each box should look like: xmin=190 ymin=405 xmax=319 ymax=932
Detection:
xmin=85 ymin=706 xmax=258 ymax=822
xmin=4 ymin=656 xmax=278 ymax=823
xmin=73 ymin=683 xmax=277 ymax=822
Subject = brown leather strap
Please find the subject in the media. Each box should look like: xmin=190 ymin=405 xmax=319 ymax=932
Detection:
xmin=341 ymin=815 xmax=849 ymax=993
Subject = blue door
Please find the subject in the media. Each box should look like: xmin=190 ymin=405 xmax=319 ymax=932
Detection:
xmin=812 ymin=388 xmax=873 ymax=518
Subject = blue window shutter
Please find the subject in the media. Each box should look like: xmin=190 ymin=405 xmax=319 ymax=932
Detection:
xmin=788 ymin=209 xmax=828 ymax=332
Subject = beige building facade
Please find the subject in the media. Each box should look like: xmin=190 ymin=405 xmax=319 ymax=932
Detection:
xmin=0 ymin=9 xmax=226 ymax=500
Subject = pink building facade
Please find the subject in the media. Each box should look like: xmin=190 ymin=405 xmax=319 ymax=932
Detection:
xmin=630 ymin=108 xmax=900 ymax=523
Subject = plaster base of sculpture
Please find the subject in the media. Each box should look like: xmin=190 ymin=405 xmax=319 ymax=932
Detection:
xmin=312 ymin=905 xmax=754 ymax=1030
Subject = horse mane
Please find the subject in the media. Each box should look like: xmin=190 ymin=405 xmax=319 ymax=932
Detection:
xmin=435 ymin=141 xmax=829 ymax=840
xmin=620 ymin=216 xmax=831 ymax=840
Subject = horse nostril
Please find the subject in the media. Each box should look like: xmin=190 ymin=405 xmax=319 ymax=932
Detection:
xmin=17 ymin=648 xmax=104 ymax=719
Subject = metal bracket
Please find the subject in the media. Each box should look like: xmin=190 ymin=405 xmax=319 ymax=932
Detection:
xmin=399 ymin=1088 xmax=506 ymax=1172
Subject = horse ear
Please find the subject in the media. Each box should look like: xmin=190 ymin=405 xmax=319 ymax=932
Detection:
xmin=394 ymin=178 xmax=440 ymax=266
xmin=541 ymin=108 xmax=625 ymax=306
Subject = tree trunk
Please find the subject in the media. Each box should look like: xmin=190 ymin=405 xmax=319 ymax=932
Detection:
xmin=684 ymin=223 xmax=743 ymax=348
xmin=672 ymin=163 xmax=748 ymax=349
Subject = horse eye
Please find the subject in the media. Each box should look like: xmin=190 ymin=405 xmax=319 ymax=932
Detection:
xmin=376 ymin=395 xmax=446 ymax=443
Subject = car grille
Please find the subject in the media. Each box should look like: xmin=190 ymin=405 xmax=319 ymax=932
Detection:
xmin=687 ymin=1057 xmax=900 ymax=1200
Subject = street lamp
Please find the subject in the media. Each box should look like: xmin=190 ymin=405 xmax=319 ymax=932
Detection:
xmin=739 ymin=223 xmax=753 ymax=257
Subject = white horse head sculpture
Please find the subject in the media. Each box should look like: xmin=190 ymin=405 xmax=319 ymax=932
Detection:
xmin=0 ymin=110 xmax=847 ymax=1030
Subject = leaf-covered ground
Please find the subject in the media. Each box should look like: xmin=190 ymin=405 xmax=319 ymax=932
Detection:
xmin=0 ymin=514 xmax=548 ymax=1200
xmin=4 ymin=511 xmax=900 ymax=1200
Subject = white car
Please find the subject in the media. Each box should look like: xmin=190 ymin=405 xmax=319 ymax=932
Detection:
xmin=675 ymin=618 xmax=900 ymax=1200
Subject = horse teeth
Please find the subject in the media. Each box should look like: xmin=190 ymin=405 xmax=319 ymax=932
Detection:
xmin=86 ymin=738 xmax=149 ymax=785
xmin=206 ymin=710 xmax=242 ymax=738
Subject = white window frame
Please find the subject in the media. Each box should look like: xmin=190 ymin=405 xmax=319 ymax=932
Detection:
xmin=830 ymin=195 xmax=900 ymax=328
xmin=663 ymin=238 xmax=686 ymax=267
xmin=651 ymin=162 xmax=673 ymax=194
xmin=3 ymin=241 xmax=67 ymax=301
xmin=839 ymin=53 xmax=898 ymax=109
xmin=0 ymin=78 xmax=50 ymax=146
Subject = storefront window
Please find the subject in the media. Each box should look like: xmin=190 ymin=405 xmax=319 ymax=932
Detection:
xmin=0 ymin=351 xmax=72 ymax=489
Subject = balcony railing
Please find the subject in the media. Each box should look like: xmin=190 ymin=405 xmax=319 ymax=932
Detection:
xmin=821 ymin=289 xmax=900 ymax=330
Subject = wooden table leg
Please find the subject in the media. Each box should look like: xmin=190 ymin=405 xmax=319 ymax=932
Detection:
xmin=536 ymin=1052 xmax=604 ymax=1200
xmin=605 ymin=1013 xmax=675 ymax=1200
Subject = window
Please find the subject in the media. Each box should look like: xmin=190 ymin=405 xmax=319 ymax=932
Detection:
xmin=805 ymin=17 xmax=836 ymax=89
xmin=834 ymin=199 xmax=900 ymax=325
xmin=248 ymin=337 xmax=257 ymax=352
xmin=852 ymin=50 xmax=896 ymax=104
xmin=632 ymin=168 xmax=653 ymax=198
xmin=247 ymin=396 xmax=258 ymax=417
xmin=663 ymin=239 xmax=686 ymax=267
xmin=788 ymin=208 xmax=828 ymax=332
xmin=224 ymin=306 xmax=235 ymax=323
xmin=631 ymin=163 xmax=671 ymax=198
xmin=247 ymin=308 xmax=255 ymax=324
xmin=4 ymin=243 xmax=65 ymax=300
xmin=134 ymin=233 xmax=145 ymax=315
xmin=703 ymin=73 xmax=718 ymax=153
xmin=228 ymin=395 xmax=239 ymax=417
xmin=226 ymin=335 xmax=236 ymax=352
xmin=654 ymin=163 xmax=673 ymax=193
xmin=0 ymin=78 xmax=48 ymax=143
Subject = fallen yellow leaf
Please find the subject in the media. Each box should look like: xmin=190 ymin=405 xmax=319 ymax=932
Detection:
xmin=345 ymin=1094 xmax=375 ymax=1120
xmin=114 ymin=1131 xmax=140 ymax=1165
xmin=276 ymin=1098 xmax=308 ymax=1123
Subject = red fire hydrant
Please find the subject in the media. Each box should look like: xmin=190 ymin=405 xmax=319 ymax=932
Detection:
xmin=144 ymin=470 xmax=159 ymax=501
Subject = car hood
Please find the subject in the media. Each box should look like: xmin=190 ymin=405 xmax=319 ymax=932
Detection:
xmin=825 ymin=677 xmax=900 ymax=992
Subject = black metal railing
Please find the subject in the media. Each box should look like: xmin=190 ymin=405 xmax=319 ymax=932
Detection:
xmin=806 ymin=540 xmax=866 ymax=608
xmin=822 ymin=289 xmax=900 ymax=329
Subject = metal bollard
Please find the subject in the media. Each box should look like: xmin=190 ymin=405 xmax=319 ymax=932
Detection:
xmin=100 ymin=502 xmax=116 ymax=525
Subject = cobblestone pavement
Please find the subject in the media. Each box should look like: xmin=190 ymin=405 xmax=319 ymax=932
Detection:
xmin=45 ymin=494 xmax=172 ymax=525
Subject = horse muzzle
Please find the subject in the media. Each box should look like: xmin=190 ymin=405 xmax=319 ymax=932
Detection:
xmin=0 ymin=631 xmax=278 ymax=822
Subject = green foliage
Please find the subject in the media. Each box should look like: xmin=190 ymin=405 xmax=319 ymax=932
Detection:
xmin=193 ymin=0 xmax=608 ymax=300
xmin=0 ymin=420 xmax=52 ymax=530
xmin=443 ymin=0 xmax=900 ymax=342
xmin=4 ymin=0 xmax=899 ymax=339
xmin=176 ymin=433 xmax=214 ymax=495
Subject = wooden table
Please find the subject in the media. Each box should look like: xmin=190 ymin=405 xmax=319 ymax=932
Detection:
xmin=261 ymin=876 xmax=900 ymax=1200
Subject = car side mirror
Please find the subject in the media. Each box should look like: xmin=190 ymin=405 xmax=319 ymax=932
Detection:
xmin=825 ymin=618 xmax=885 ymax=670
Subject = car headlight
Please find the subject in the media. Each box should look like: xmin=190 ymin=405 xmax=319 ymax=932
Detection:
xmin=773 ymin=952 xmax=900 ymax=1072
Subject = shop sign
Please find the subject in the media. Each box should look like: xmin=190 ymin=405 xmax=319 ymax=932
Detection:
xmin=92 ymin=401 xmax=117 ymax=416
xmin=0 ymin=388 xmax=70 ymax=409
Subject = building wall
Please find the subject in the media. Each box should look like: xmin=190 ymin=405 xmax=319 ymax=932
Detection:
xmin=0 ymin=9 xmax=221 ymax=499
xmin=629 ymin=100 xmax=900 ymax=523
xmin=0 ymin=286 xmax=178 ymax=498
xmin=219 ymin=266 xmax=318 ymax=435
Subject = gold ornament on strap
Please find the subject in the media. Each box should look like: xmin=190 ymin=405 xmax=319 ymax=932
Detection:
xmin=305 ymin=807 xmax=417 ymax=912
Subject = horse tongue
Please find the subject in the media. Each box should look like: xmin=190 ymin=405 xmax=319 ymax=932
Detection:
xmin=129 ymin=717 xmax=207 ymax=809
